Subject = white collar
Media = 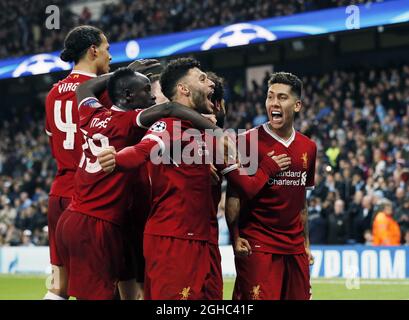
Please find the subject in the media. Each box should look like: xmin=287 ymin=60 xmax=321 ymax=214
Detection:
xmin=110 ymin=105 xmax=125 ymax=112
xmin=263 ymin=123 xmax=296 ymax=148
xmin=71 ymin=70 xmax=97 ymax=78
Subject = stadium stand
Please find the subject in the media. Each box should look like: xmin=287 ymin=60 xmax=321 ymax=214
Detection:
xmin=0 ymin=0 xmax=385 ymax=59
xmin=0 ymin=63 xmax=407 ymax=246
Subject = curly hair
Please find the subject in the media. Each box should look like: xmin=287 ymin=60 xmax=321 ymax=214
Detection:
xmin=160 ymin=57 xmax=201 ymax=100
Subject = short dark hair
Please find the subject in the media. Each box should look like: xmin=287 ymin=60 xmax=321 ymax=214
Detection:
xmin=107 ymin=67 xmax=136 ymax=105
xmin=160 ymin=57 xmax=201 ymax=100
xmin=207 ymin=71 xmax=224 ymax=104
xmin=268 ymin=72 xmax=302 ymax=99
xmin=60 ymin=25 xmax=104 ymax=64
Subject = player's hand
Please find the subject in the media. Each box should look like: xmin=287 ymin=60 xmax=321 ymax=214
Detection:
xmin=127 ymin=59 xmax=161 ymax=79
xmin=97 ymin=146 xmax=117 ymax=173
xmin=305 ymin=246 xmax=314 ymax=265
xmin=201 ymin=113 xmax=217 ymax=125
xmin=219 ymin=134 xmax=238 ymax=166
xmin=135 ymin=282 xmax=144 ymax=300
xmin=234 ymin=237 xmax=252 ymax=257
xmin=268 ymin=151 xmax=291 ymax=171
xmin=210 ymin=164 xmax=220 ymax=185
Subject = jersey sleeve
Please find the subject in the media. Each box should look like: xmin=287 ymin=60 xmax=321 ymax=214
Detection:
xmin=141 ymin=118 xmax=181 ymax=155
xmin=115 ymin=118 xmax=178 ymax=171
xmin=78 ymin=96 xmax=104 ymax=110
xmin=98 ymin=89 xmax=113 ymax=109
xmin=306 ymin=142 xmax=317 ymax=190
xmin=221 ymin=154 xmax=281 ymax=200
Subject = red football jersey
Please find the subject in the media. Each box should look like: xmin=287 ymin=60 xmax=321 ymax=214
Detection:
xmin=142 ymin=118 xmax=213 ymax=241
xmin=45 ymin=70 xmax=112 ymax=197
xmin=45 ymin=70 xmax=96 ymax=197
xmin=68 ymin=97 xmax=147 ymax=226
xmin=238 ymin=123 xmax=317 ymax=254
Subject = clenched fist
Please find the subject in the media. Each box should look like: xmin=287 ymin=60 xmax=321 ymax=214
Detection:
xmin=97 ymin=146 xmax=117 ymax=173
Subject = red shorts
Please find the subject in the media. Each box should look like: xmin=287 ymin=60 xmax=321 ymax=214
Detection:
xmin=55 ymin=209 xmax=125 ymax=300
xmin=143 ymin=234 xmax=210 ymax=300
xmin=204 ymin=243 xmax=223 ymax=300
xmin=48 ymin=195 xmax=71 ymax=266
xmin=233 ymin=252 xmax=311 ymax=300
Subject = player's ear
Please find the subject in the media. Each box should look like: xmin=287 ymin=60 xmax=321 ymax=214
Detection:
xmin=177 ymin=83 xmax=190 ymax=97
xmin=90 ymin=45 xmax=98 ymax=59
xmin=294 ymin=99 xmax=302 ymax=113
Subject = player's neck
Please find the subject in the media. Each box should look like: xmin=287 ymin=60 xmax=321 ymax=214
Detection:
xmin=267 ymin=122 xmax=294 ymax=141
xmin=172 ymin=97 xmax=193 ymax=110
xmin=73 ymin=62 xmax=97 ymax=76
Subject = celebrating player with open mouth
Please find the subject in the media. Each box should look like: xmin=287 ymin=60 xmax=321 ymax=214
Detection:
xmin=226 ymin=72 xmax=317 ymax=300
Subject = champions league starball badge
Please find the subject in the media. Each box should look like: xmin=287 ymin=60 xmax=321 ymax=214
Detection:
xmin=150 ymin=121 xmax=167 ymax=132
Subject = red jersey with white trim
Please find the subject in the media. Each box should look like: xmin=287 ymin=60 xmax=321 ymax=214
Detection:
xmin=238 ymin=123 xmax=317 ymax=254
xmin=45 ymin=71 xmax=96 ymax=197
xmin=45 ymin=70 xmax=112 ymax=197
xmin=68 ymin=97 xmax=146 ymax=226
xmin=142 ymin=118 xmax=213 ymax=241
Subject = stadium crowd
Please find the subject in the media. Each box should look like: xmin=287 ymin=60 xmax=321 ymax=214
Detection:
xmin=0 ymin=0 xmax=385 ymax=59
xmin=0 ymin=62 xmax=408 ymax=247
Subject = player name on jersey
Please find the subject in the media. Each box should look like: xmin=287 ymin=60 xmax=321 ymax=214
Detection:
xmin=57 ymin=82 xmax=81 ymax=94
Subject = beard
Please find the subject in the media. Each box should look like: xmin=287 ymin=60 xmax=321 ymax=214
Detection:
xmin=191 ymin=90 xmax=211 ymax=114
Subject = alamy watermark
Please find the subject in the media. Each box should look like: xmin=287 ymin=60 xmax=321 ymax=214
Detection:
xmin=45 ymin=5 xmax=60 ymax=30
xmin=345 ymin=5 xmax=360 ymax=30
xmin=145 ymin=125 xmax=260 ymax=175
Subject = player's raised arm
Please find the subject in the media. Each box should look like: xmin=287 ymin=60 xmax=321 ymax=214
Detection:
xmin=217 ymin=150 xmax=291 ymax=200
xmin=98 ymin=117 xmax=175 ymax=173
xmin=76 ymin=73 xmax=112 ymax=103
xmin=75 ymin=59 xmax=161 ymax=106
xmin=138 ymin=101 xmax=223 ymax=134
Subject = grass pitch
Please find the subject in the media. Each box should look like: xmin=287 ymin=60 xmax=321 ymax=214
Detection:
xmin=0 ymin=274 xmax=408 ymax=300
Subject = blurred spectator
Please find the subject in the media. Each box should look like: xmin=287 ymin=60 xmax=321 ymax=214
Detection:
xmin=352 ymin=194 xmax=374 ymax=244
xmin=308 ymin=197 xmax=327 ymax=244
xmin=0 ymin=0 xmax=384 ymax=59
xmin=326 ymin=139 xmax=340 ymax=168
xmin=372 ymin=199 xmax=401 ymax=246
xmin=403 ymin=230 xmax=409 ymax=246
xmin=393 ymin=187 xmax=409 ymax=233
xmin=346 ymin=190 xmax=364 ymax=242
xmin=327 ymin=199 xmax=349 ymax=244
xmin=20 ymin=229 xmax=35 ymax=246
xmin=363 ymin=229 xmax=373 ymax=245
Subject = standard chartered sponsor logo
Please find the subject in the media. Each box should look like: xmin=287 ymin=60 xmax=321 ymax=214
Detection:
xmin=268 ymin=170 xmax=307 ymax=186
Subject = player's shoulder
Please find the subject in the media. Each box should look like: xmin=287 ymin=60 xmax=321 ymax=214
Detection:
xmin=109 ymin=107 xmax=142 ymax=123
xmin=238 ymin=124 xmax=263 ymax=138
xmin=295 ymin=131 xmax=316 ymax=150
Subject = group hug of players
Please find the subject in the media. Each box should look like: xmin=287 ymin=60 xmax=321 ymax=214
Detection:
xmin=44 ymin=25 xmax=317 ymax=300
